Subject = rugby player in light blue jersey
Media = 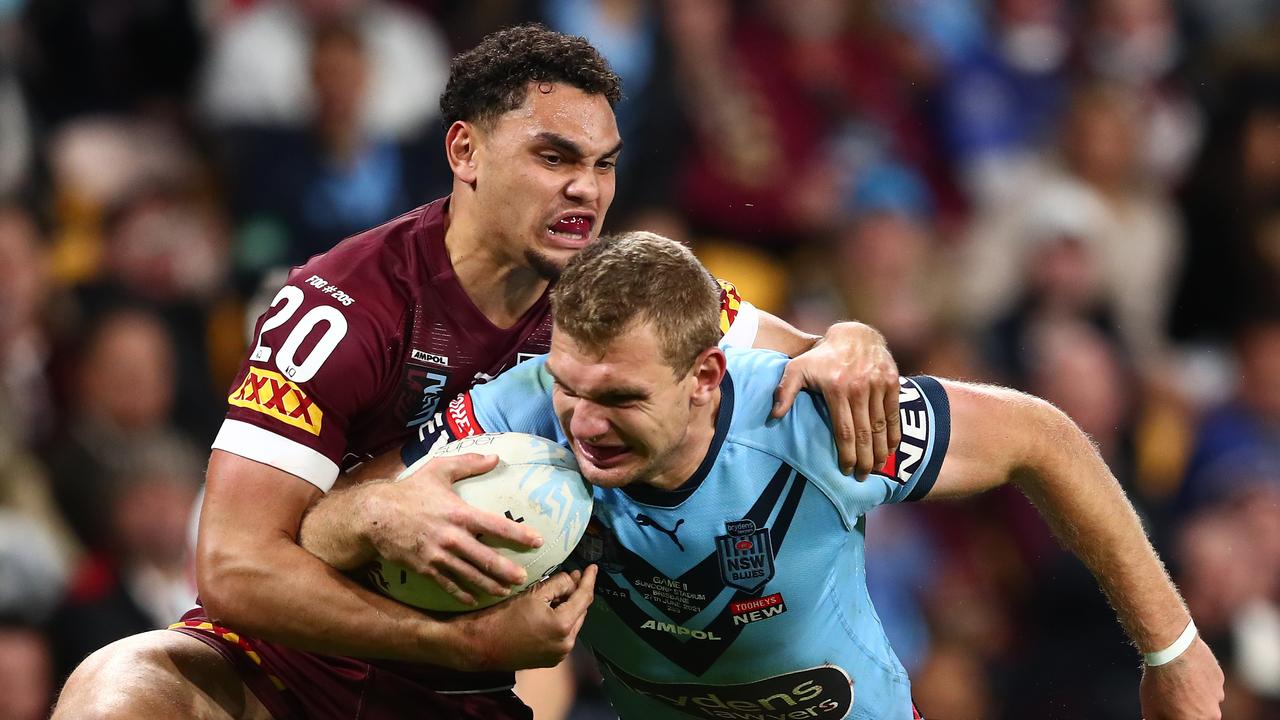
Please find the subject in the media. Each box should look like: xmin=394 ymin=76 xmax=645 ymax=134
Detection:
xmin=304 ymin=232 xmax=1224 ymax=720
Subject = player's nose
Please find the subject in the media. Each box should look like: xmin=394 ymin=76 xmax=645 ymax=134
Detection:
xmin=569 ymin=401 xmax=611 ymax=442
xmin=564 ymin=166 xmax=600 ymax=205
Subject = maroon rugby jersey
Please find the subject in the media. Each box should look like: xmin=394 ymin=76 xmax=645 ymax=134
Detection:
xmin=213 ymin=198 xmax=558 ymax=492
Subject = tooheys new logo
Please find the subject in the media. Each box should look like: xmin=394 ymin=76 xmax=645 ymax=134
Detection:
xmin=600 ymin=659 xmax=852 ymax=720
xmin=879 ymin=379 xmax=930 ymax=485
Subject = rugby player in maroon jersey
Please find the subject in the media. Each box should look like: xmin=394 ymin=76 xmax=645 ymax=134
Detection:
xmin=53 ymin=25 xmax=901 ymax=720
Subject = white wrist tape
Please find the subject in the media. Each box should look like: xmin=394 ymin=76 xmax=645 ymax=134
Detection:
xmin=1144 ymin=619 xmax=1197 ymax=667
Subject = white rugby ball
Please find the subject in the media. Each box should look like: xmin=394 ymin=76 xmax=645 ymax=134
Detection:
xmin=365 ymin=432 xmax=593 ymax=613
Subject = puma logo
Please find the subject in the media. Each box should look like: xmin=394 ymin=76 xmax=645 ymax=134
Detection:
xmin=635 ymin=514 xmax=685 ymax=551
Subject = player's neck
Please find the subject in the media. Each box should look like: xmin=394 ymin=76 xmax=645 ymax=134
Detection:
xmin=648 ymin=389 xmax=722 ymax=492
xmin=444 ymin=204 xmax=551 ymax=329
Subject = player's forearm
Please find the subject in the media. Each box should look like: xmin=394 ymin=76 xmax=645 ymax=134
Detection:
xmin=752 ymin=311 xmax=820 ymax=357
xmin=198 ymin=535 xmax=477 ymax=666
xmin=1015 ymin=405 xmax=1191 ymax=653
xmin=298 ymin=480 xmax=385 ymax=570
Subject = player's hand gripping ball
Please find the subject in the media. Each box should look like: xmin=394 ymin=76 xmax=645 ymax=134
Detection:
xmin=366 ymin=433 xmax=593 ymax=612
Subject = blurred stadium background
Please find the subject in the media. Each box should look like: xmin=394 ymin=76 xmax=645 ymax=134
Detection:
xmin=0 ymin=0 xmax=1278 ymax=718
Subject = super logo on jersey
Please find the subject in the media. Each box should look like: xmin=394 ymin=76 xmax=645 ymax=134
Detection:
xmin=228 ymin=367 xmax=323 ymax=435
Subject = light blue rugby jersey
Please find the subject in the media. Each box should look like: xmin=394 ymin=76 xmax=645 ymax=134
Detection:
xmin=404 ymin=348 xmax=951 ymax=720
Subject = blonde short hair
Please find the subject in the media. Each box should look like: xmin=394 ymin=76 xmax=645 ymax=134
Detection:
xmin=552 ymin=232 xmax=721 ymax=374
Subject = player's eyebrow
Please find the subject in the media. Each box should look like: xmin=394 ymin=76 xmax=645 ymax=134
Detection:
xmin=535 ymin=132 xmax=623 ymax=161
xmin=547 ymin=365 xmax=647 ymax=405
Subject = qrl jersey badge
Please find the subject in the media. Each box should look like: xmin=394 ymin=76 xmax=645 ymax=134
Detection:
xmin=228 ymin=367 xmax=323 ymax=435
xmin=716 ymin=519 xmax=774 ymax=593
xmin=399 ymin=366 xmax=450 ymax=429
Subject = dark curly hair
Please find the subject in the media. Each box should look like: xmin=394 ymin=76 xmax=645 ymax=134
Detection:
xmin=439 ymin=23 xmax=622 ymax=128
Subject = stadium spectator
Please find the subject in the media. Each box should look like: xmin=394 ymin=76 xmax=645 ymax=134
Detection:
xmin=0 ymin=618 xmax=55 ymax=720
xmin=0 ymin=202 xmax=56 ymax=446
xmin=199 ymin=0 xmax=450 ymax=139
xmin=222 ymin=20 xmax=445 ymax=277
xmin=1173 ymin=63 xmax=1280 ymax=343
xmin=938 ymin=0 xmax=1072 ymax=205
xmin=976 ymin=183 xmax=1120 ymax=387
xmin=665 ymin=0 xmax=929 ymax=248
xmin=789 ymin=163 xmax=945 ymax=371
xmin=49 ymin=447 xmax=200 ymax=683
xmin=1175 ymin=492 xmax=1280 ymax=717
xmin=45 ymin=309 xmax=196 ymax=552
xmin=1081 ymin=0 xmax=1201 ymax=187
xmin=962 ymin=81 xmax=1183 ymax=366
xmin=1178 ymin=316 xmax=1280 ymax=514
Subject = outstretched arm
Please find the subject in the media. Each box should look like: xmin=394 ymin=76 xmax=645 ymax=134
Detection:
xmin=754 ymin=312 xmax=901 ymax=478
xmin=929 ymin=381 xmax=1224 ymax=720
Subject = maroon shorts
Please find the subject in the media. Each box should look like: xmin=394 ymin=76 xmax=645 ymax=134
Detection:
xmin=169 ymin=607 xmax=531 ymax=720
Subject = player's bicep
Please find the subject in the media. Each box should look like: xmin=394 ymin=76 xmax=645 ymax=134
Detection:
xmin=922 ymin=380 xmax=1048 ymax=502
xmin=198 ymin=450 xmax=322 ymax=592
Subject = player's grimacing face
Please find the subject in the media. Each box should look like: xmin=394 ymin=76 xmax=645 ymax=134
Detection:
xmin=547 ymin=323 xmax=699 ymax=489
xmin=472 ymin=84 xmax=621 ymax=276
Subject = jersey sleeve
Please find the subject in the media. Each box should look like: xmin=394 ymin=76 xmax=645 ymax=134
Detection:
xmin=400 ymin=356 xmax=562 ymax=469
xmin=765 ymin=366 xmax=951 ymax=527
xmin=211 ymin=274 xmax=396 ymax=492
xmin=880 ymin=376 xmax=951 ymax=504
xmin=715 ymin=279 xmax=760 ymax=349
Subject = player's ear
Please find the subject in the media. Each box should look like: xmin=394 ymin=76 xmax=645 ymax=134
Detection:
xmin=688 ymin=347 xmax=726 ymax=407
xmin=446 ymin=121 xmax=480 ymax=185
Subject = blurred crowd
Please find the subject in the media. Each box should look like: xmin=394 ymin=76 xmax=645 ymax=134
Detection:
xmin=0 ymin=0 xmax=1278 ymax=718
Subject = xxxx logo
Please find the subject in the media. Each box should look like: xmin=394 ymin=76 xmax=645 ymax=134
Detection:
xmin=229 ymin=367 xmax=323 ymax=435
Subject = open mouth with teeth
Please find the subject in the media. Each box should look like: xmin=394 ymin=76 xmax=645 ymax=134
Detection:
xmin=547 ymin=215 xmax=594 ymax=248
xmin=575 ymin=438 xmax=632 ymax=469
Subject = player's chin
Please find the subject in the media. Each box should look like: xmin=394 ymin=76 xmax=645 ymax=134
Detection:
xmin=524 ymin=247 xmax=570 ymax=281
xmin=579 ymin=467 xmax=636 ymax=489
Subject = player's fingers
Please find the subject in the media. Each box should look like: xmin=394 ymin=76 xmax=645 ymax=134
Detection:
xmin=868 ymin=383 xmax=889 ymax=472
xmin=420 ymin=565 xmax=477 ymax=606
xmin=771 ymin=363 xmax=804 ymax=419
xmin=467 ymin=506 xmax=543 ymax=550
xmin=850 ymin=393 xmax=874 ymax=478
xmin=434 ymin=453 xmax=501 ymax=483
xmin=532 ymin=571 xmax=578 ymax=604
xmin=457 ymin=537 xmax=528 ymax=588
xmin=558 ymin=564 xmax=597 ymax=617
xmin=435 ymin=551 xmax=513 ymax=599
xmin=824 ymin=384 xmax=857 ymax=475
xmin=883 ymin=374 xmax=902 ymax=453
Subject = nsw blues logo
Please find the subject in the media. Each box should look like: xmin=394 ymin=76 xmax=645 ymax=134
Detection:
xmin=716 ymin=519 xmax=774 ymax=593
